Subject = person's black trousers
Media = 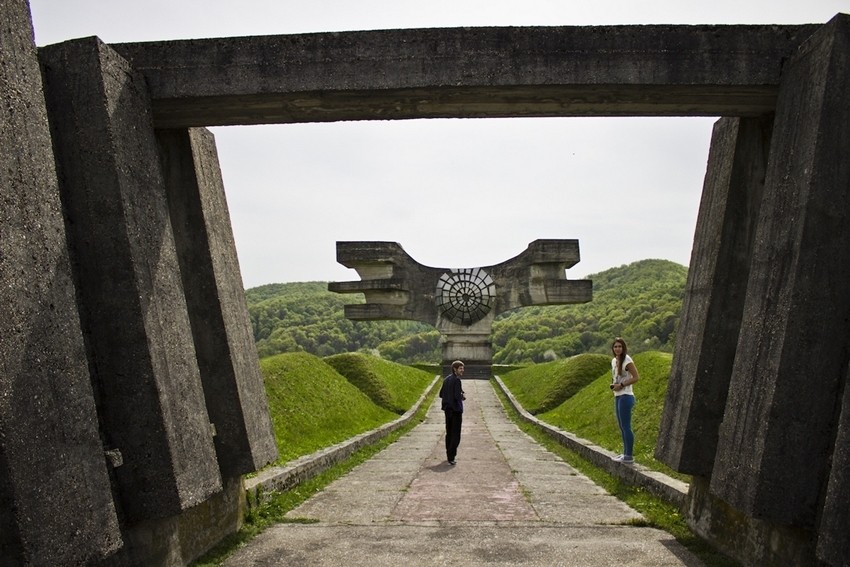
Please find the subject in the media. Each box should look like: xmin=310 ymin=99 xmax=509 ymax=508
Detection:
xmin=444 ymin=409 xmax=463 ymax=461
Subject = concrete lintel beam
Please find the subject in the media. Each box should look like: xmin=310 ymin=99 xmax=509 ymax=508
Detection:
xmin=108 ymin=24 xmax=820 ymax=127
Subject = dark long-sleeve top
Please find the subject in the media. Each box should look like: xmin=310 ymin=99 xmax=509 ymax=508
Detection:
xmin=439 ymin=373 xmax=464 ymax=412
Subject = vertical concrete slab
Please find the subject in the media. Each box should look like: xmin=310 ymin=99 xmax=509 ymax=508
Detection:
xmin=711 ymin=15 xmax=850 ymax=527
xmin=817 ymin=364 xmax=850 ymax=565
xmin=39 ymin=37 xmax=222 ymax=521
xmin=656 ymin=116 xmax=772 ymax=475
xmin=0 ymin=0 xmax=120 ymax=563
xmin=156 ymin=128 xmax=277 ymax=476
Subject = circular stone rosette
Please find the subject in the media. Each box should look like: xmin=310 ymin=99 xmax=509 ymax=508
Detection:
xmin=436 ymin=267 xmax=496 ymax=325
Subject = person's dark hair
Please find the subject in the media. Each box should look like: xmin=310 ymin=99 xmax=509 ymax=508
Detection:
xmin=612 ymin=338 xmax=628 ymax=377
xmin=451 ymin=360 xmax=464 ymax=372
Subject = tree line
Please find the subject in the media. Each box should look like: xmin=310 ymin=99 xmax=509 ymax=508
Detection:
xmin=245 ymin=259 xmax=687 ymax=364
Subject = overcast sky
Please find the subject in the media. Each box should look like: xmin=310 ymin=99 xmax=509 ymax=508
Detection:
xmin=29 ymin=1 xmax=846 ymax=288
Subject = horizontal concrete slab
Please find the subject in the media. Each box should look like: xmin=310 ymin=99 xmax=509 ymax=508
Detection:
xmin=108 ymin=24 xmax=819 ymax=127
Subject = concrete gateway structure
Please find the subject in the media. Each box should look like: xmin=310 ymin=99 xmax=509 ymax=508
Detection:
xmin=1 ymin=0 xmax=849 ymax=564
xmin=329 ymin=240 xmax=592 ymax=378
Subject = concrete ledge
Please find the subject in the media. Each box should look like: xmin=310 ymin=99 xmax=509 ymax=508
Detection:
xmin=493 ymin=376 xmax=688 ymax=509
xmin=244 ymin=376 xmax=441 ymax=507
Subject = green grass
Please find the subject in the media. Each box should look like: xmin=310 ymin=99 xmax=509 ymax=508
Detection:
xmin=193 ymin=350 xmax=726 ymax=565
xmin=192 ymin=384 xmax=440 ymax=567
xmin=324 ymin=352 xmax=434 ymax=414
xmin=490 ymin=383 xmax=739 ymax=567
xmin=261 ymin=352 xmax=399 ymax=465
xmin=528 ymin=351 xmax=686 ymax=481
xmin=498 ymin=353 xmax=610 ymax=414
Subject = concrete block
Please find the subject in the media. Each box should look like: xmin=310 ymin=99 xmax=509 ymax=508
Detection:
xmin=816 ymin=364 xmax=850 ymax=566
xmin=656 ymin=116 xmax=772 ymax=475
xmin=39 ymin=37 xmax=221 ymax=521
xmin=156 ymin=128 xmax=277 ymax=476
xmin=111 ymin=25 xmax=818 ymax=127
xmin=710 ymin=14 xmax=850 ymax=527
xmin=0 ymin=1 xmax=120 ymax=563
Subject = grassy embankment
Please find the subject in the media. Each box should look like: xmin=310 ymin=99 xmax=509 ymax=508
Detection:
xmin=499 ymin=351 xmax=685 ymax=481
xmin=193 ymin=352 xmax=436 ymax=566
xmin=498 ymin=353 xmax=737 ymax=566
xmin=196 ymin=350 xmax=735 ymax=566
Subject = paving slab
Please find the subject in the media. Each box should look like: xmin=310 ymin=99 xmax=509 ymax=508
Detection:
xmin=224 ymin=380 xmax=705 ymax=566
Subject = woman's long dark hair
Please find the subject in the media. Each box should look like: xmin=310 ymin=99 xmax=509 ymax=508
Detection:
xmin=612 ymin=338 xmax=628 ymax=377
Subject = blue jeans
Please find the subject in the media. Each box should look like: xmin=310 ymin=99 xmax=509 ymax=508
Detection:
xmin=614 ymin=395 xmax=635 ymax=457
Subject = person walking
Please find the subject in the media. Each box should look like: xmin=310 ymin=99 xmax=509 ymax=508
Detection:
xmin=439 ymin=360 xmax=466 ymax=465
xmin=610 ymin=338 xmax=639 ymax=464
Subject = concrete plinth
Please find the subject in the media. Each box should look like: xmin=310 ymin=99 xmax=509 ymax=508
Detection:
xmin=656 ymin=116 xmax=772 ymax=475
xmin=0 ymin=1 xmax=121 ymax=564
xmin=40 ymin=37 xmax=221 ymax=522
xmin=156 ymin=128 xmax=278 ymax=477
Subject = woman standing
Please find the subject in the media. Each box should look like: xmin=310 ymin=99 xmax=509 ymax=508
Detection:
xmin=610 ymin=338 xmax=639 ymax=464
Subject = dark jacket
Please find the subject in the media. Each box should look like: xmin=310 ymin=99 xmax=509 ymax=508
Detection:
xmin=439 ymin=373 xmax=464 ymax=412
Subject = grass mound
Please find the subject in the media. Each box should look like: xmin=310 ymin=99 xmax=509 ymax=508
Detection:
xmin=499 ymin=353 xmax=610 ymax=414
xmin=324 ymin=352 xmax=435 ymax=414
xmin=537 ymin=351 xmax=685 ymax=480
xmin=260 ymin=352 xmax=398 ymax=465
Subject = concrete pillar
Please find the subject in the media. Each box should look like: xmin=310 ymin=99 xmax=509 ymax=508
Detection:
xmin=817 ymin=363 xmax=850 ymax=566
xmin=710 ymin=14 xmax=850 ymax=528
xmin=0 ymin=0 xmax=121 ymax=564
xmin=156 ymin=128 xmax=277 ymax=476
xmin=656 ymin=116 xmax=772 ymax=475
xmin=39 ymin=37 xmax=221 ymax=522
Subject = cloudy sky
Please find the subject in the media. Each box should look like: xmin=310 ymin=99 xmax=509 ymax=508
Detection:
xmin=29 ymin=1 xmax=846 ymax=288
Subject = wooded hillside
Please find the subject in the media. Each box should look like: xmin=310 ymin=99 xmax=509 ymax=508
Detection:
xmin=245 ymin=259 xmax=687 ymax=364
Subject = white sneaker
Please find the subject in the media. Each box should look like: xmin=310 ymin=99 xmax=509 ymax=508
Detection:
xmin=612 ymin=455 xmax=634 ymax=464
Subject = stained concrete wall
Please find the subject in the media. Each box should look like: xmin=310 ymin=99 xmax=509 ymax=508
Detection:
xmin=658 ymin=14 xmax=850 ymax=567
xmin=156 ymin=127 xmax=277 ymax=477
xmin=656 ymin=115 xmax=772 ymax=476
xmin=1 ymin=7 xmax=277 ymax=563
xmin=0 ymin=1 xmax=121 ymax=564
xmin=40 ymin=37 xmax=223 ymax=522
xmin=710 ymin=14 xmax=850 ymax=528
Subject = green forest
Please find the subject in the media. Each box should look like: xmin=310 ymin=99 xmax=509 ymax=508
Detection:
xmin=245 ymin=258 xmax=687 ymax=364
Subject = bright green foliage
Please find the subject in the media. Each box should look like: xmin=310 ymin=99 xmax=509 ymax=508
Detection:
xmin=498 ymin=354 xmax=610 ymax=414
xmin=324 ymin=353 xmax=435 ymax=414
xmin=246 ymin=282 xmax=438 ymax=361
xmin=491 ymin=259 xmax=686 ymax=363
xmin=259 ymin=352 xmax=398 ymax=465
xmin=244 ymin=259 xmax=687 ymax=365
xmin=533 ymin=351 xmax=685 ymax=480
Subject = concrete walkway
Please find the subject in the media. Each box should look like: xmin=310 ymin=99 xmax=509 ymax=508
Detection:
xmin=224 ymin=380 xmax=705 ymax=566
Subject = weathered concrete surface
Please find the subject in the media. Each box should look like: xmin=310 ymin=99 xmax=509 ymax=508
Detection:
xmin=655 ymin=116 xmax=772 ymax=476
xmin=330 ymin=240 xmax=591 ymax=375
xmin=710 ymin=14 xmax=850 ymax=531
xmin=40 ymin=37 xmax=221 ymax=521
xmin=156 ymin=128 xmax=278 ymax=477
xmin=110 ymin=25 xmax=819 ymax=127
xmin=817 ymin=363 xmax=850 ymax=566
xmin=224 ymin=381 xmax=704 ymax=567
xmin=0 ymin=1 xmax=121 ymax=563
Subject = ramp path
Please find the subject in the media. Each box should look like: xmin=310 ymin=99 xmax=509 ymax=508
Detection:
xmin=224 ymin=380 xmax=704 ymax=566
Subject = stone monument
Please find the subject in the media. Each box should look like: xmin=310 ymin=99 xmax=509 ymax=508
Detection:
xmin=4 ymin=3 xmax=849 ymax=563
xmin=328 ymin=240 xmax=593 ymax=378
